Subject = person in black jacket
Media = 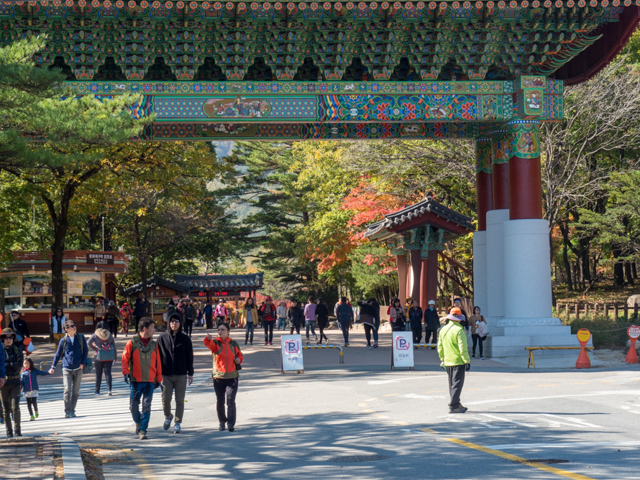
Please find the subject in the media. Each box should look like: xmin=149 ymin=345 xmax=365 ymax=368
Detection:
xmin=287 ymin=300 xmax=304 ymax=335
xmin=424 ymin=300 xmax=440 ymax=348
xmin=315 ymin=298 xmax=329 ymax=345
xmin=8 ymin=310 xmax=29 ymax=351
xmin=158 ymin=313 xmax=194 ymax=434
xmin=1 ymin=328 xmax=24 ymax=438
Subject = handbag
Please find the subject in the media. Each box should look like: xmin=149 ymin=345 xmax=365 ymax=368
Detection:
xmin=83 ymin=358 xmax=93 ymax=374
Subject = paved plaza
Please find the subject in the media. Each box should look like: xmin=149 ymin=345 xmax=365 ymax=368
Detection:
xmin=1 ymin=327 xmax=639 ymax=479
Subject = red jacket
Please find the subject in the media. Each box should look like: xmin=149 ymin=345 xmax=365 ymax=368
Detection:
xmin=122 ymin=335 xmax=163 ymax=383
xmin=204 ymin=336 xmax=243 ymax=379
xmin=259 ymin=303 xmax=277 ymax=321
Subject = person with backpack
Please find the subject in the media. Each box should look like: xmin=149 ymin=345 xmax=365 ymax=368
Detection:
xmin=21 ymin=357 xmax=50 ymax=421
xmin=87 ymin=326 xmax=117 ymax=396
xmin=204 ymin=323 xmax=243 ymax=432
xmin=1 ymin=328 xmax=23 ymax=437
xmin=336 ymin=297 xmax=354 ymax=347
xmin=49 ymin=320 xmax=89 ymax=418
xmin=122 ymin=317 xmax=163 ymax=440
xmin=158 ymin=313 xmax=194 ymax=434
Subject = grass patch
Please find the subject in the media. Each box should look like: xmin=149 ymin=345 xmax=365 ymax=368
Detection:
xmin=564 ymin=315 xmax=637 ymax=348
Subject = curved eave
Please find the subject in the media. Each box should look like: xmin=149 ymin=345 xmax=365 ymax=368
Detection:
xmin=552 ymin=6 xmax=640 ymax=86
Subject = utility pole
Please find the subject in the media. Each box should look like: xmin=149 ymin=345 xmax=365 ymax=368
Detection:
xmin=101 ymin=215 xmax=105 ymax=251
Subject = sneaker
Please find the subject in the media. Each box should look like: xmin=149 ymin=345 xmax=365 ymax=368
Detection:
xmin=30 ymin=415 xmax=35 ymax=421
xmin=95 ymin=391 xmax=101 ymax=395
xmin=449 ymin=406 xmax=468 ymax=414
xmin=344 ymin=343 xmax=349 ymax=347
xmin=265 ymin=341 xmax=268 ymax=345
xmin=138 ymin=430 xmax=147 ymax=440
xmin=244 ymin=341 xmax=247 ymax=345
xmin=269 ymin=341 xmax=273 ymax=345
xmin=35 ymin=412 xmax=39 ymax=419
xmin=373 ymin=343 xmax=378 ymax=349
xmin=174 ymin=423 xmax=181 ymax=434
xmin=135 ymin=424 xmax=141 ymax=435
xmin=367 ymin=345 xmax=372 ymax=349
xmin=481 ymin=356 xmax=485 ymax=360
xmin=70 ymin=412 xmax=76 ymax=418
xmin=15 ymin=428 xmax=21 ymax=437
xmin=472 ymin=354 xmax=475 ymax=358
xmin=6 ymin=431 xmax=13 ymax=439
xmin=107 ymin=391 xmax=113 ymax=396
xmin=219 ymin=424 xmax=226 ymax=431
xmin=228 ymin=424 xmax=235 ymax=432
xmin=163 ymin=414 xmax=173 ymax=431
xmin=65 ymin=413 xmax=71 ymax=418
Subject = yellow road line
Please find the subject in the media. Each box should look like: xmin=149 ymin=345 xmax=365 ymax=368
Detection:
xmin=395 ymin=421 xmax=410 ymax=426
xmin=362 ymin=409 xmax=374 ymax=413
xmin=446 ymin=438 xmax=597 ymax=480
xmin=125 ymin=448 xmax=157 ymax=480
xmin=421 ymin=427 xmax=439 ymax=434
xmin=358 ymin=402 xmax=368 ymax=407
xmin=600 ymin=380 xmax=615 ymax=383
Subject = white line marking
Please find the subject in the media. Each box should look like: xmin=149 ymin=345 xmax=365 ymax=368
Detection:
xmin=481 ymin=413 xmax=536 ymax=428
xmin=401 ymin=393 xmax=446 ymax=400
xmin=465 ymin=390 xmax=640 ymax=406
xmin=539 ymin=413 xmax=603 ymax=429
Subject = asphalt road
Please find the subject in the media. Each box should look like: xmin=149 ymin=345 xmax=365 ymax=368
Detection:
xmin=20 ymin=327 xmax=640 ymax=479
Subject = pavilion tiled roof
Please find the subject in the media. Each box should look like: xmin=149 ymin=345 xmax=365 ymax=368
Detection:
xmin=124 ymin=275 xmax=191 ymax=296
xmin=364 ymin=196 xmax=474 ymax=239
xmin=174 ymin=273 xmax=264 ymax=290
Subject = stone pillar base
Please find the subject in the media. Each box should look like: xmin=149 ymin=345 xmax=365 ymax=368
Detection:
xmin=472 ymin=231 xmax=487 ymax=313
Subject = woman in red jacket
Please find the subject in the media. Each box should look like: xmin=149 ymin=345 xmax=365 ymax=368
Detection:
xmin=204 ymin=323 xmax=243 ymax=432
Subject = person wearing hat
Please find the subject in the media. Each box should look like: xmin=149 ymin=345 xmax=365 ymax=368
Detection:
xmin=424 ymin=300 xmax=439 ymax=349
xmin=120 ymin=302 xmax=133 ymax=337
xmin=437 ymin=307 xmax=471 ymax=414
xmin=158 ymin=313 xmax=194 ymax=433
xmin=214 ymin=300 xmax=229 ymax=327
xmin=1 ymin=328 xmax=24 ymax=437
xmin=258 ymin=297 xmax=277 ymax=345
xmin=8 ymin=309 xmax=29 ymax=351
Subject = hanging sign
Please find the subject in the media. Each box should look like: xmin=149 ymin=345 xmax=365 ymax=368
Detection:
xmin=86 ymin=253 xmax=114 ymax=265
xmin=281 ymin=335 xmax=304 ymax=373
xmin=392 ymin=331 xmax=414 ymax=369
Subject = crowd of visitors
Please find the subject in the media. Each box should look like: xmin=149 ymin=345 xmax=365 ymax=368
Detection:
xmin=1 ymin=293 xmax=483 ymax=439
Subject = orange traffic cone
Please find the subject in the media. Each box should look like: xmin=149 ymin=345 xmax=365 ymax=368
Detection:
xmin=575 ymin=345 xmax=591 ymax=369
xmin=625 ymin=343 xmax=638 ymax=364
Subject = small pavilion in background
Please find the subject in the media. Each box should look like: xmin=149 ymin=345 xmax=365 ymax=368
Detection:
xmin=364 ymin=195 xmax=474 ymax=310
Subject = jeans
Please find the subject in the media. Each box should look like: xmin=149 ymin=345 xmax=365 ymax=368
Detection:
xmin=424 ymin=329 xmax=438 ymax=345
xmin=162 ymin=375 xmax=187 ymax=424
xmin=130 ymin=382 xmax=155 ymax=432
xmin=446 ymin=365 xmax=466 ymax=409
xmin=184 ymin=320 xmax=193 ymax=337
xmin=405 ymin=321 xmax=411 ymax=332
xmin=62 ymin=368 xmax=83 ymax=414
xmin=1 ymin=383 xmax=21 ymax=432
xmin=305 ymin=320 xmax=316 ymax=340
xmin=245 ymin=322 xmax=254 ymax=343
xmin=339 ymin=322 xmax=350 ymax=344
xmin=364 ymin=324 xmax=378 ymax=345
xmin=263 ymin=320 xmax=275 ymax=343
xmin=213 ymin=378 xmax=238 ymax=427
xmin=277 ymin=317 xmax=286 ymax=330
xmin=94 ymin=360 xmax=113 ymax=393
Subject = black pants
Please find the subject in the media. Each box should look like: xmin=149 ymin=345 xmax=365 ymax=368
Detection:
xmin=206 ymin=314 xmax=213 ymax=329
xmin=26 ymin=397 xmax=38 ymax=416
xmin=472 ymin=334 xmax=485 ymax=356
xmin=364 ymin=324 xmax=378 ymax=345
xmin=184 ymin=320 xmax=193 ymax=337
xmin=216 ymin=316 xmax=226 ymax=327
xmin=289 ymin=322 xmax=301 ymax=335
xmin=1 ymin=383 xmax=21 ymax=433
xmin=411 ymin=322 xmax=422 ymax=344
xmin=95 ymin=360 xmax=113 ymax=393
xmin=424 ymin=329 xmax=438 ymax=345
xmin=446 ymin=365 xmax=466 ymax=409
xmin=318 ymin=321 xmax=329 ymax=342
xmin=213 ymin=378 xmax=238 ymax=428
xmin=263 ymin=320 xmax=275 ymax=343
xmin=108 ymin=319 xmax=118 ymax=338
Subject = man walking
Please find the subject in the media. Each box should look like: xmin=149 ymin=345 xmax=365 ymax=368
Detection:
xmin=336 ymin=297 xmax=354 ymax=347
xmin=183 ymin=299 xmax=196 ymax=337
xmin=122 ymin=317 xmax=163 ymax=440
xmin=303 ymin=296 xmax=317 ymax=345
xmin=1 ymin=328 xmax=23 ymax=437
xmin=132 ymin=295 xmax=148 ymax=334
xmin=49 ymin=321 xmax=89 ymax=418
xmin=437 ymin=307 xmax=471 ymax=414
xmin=203 ymin=301 xmax=213 ymax=330
xmin=158 ymin=313 xmax=194 ymax=434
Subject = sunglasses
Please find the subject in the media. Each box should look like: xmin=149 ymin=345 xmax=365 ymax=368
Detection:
xmin=169 ymin=319 xmax=181 ymax=323
xmin=66 ymin=325 xmax=76 ymax=329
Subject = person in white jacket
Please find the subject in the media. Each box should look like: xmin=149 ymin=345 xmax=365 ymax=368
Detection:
xmin=276 ymin=301 xmax=287 ymax=331
xmin=469 ymin=306 xmax=488 ymax=359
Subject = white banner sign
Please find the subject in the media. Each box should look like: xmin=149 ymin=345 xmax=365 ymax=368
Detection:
xmin=281 ymin=335 xmax=304 ymax=372
xmin=392 ymin=331 xmax=414 ymax=368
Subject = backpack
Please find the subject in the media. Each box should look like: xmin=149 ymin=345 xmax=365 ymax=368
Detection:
xmin=62 ymin=334 xmax=93 ymax=374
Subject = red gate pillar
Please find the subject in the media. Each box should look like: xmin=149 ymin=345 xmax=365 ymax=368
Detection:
xmin=410 ymin=249 xmax=422 ymax=303
xmin=419 ymin=258 xmax=429 ymax=309
xmin=396 ymin=253 xmax=407 ymax=303
xmin=491 ymin=130 xmax=510 ymax=210
xmin=503 ymin=119 xmax=553 ymax=320
xmin=475 ymin=138 xmax=493 ymax=231
xmin=426 ymin=252 xmax=438 ymax=306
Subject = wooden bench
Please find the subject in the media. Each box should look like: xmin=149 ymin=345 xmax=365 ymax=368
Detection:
xmin=525 ymin=346 xmax=594 ymax=368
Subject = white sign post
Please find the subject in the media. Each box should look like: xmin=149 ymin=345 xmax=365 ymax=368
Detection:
xmin=391 ymin=331 xmax=414 ymax=370
xmin=281 ymin=335 xmax=304 ymax=374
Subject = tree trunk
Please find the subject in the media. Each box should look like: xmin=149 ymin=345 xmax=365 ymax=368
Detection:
xmin=559 ymin=222 xmax=573 ymax=290
xmin=625 ymin=261 xmax=634 ymax=285
xmin=613 ymin=248 xmax=624 ymax=286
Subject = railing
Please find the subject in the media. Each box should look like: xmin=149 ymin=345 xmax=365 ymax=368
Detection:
xmin=555 ymin=301 xmax=640 ymax=322
xmin=525 ymin=346 xmax=594 ymax=368
xmin=302 ymin=344 xmax=344 ymax=364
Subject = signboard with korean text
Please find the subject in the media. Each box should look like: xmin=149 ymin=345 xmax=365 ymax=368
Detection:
xmin=392 ymin=331 xmax=414 ymax=369
xmin=281 ymin=335 xmax=304 ymax=372
xmin=86 ymin=252 xmax=114 ymax=265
